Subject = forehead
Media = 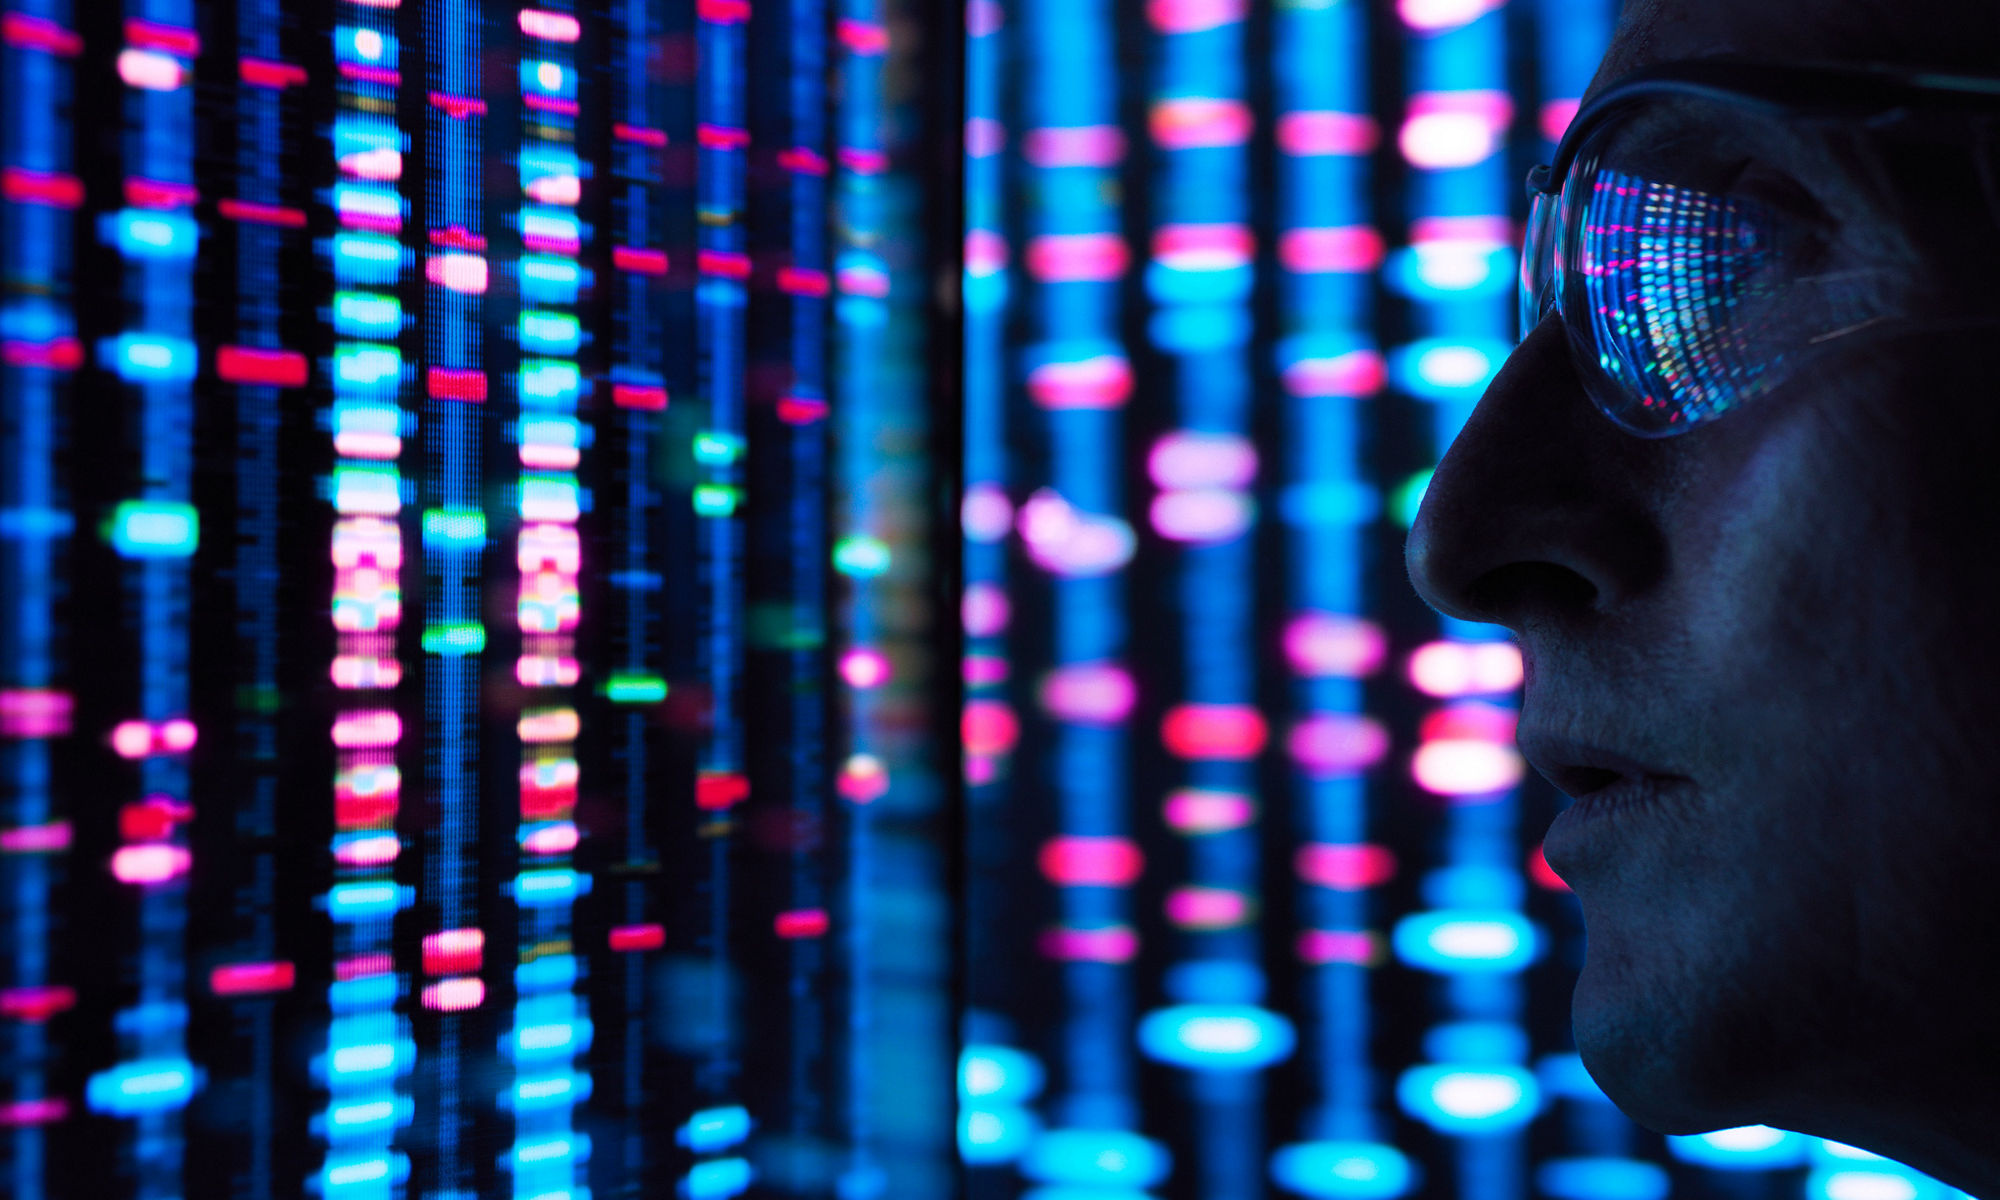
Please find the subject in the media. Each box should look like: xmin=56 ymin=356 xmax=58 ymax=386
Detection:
xmin=1587 ymin=0 xmax=2000 ymax=105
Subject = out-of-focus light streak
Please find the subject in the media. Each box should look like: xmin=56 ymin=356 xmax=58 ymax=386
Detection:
xmin=320 ymin=0 xmax=412 ymax=1193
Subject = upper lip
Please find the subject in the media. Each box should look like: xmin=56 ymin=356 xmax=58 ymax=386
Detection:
xmin=1516 ymin=731 xmax=1686 ymax=799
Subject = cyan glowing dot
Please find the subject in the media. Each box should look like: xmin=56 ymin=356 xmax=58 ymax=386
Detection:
xmin=1397 ymin=1064 xmax=1540 ymax=1133
xmin=422 ymin=507 xmax=486 ymax=548
xmin=833 ymin=535 xmax=891 ymax=577
xmin=107 ymin=500 xmax=198 ymax=558
xmin=958 ymin=1045 xmax=1044 ymax=1102
xmin=421 ymin=623 xmax=486 ymax=656
xmin=1537 ymin=1158 xmax=1670 ymax=1200
xmin=1668 ymin=1126 xmax=1809 ymax=1169
xmin=680 ymin=1105 xmax=753 ymax=1152
xmin=605 ymin=674 xmax=667 ymax=704
xmin=1270 ymin=1141 xmax=1413 ymax=1200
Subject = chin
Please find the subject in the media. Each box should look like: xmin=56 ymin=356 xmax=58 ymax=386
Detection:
xmin=1569 ymin=940 xmax=1782 ymax=1137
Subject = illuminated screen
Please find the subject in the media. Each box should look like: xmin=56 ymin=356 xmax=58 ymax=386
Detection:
xmin=0 ymin=0 xmax=950 ymax=1197
xmin=960 ymin=1 xmax=1970 ymax=1198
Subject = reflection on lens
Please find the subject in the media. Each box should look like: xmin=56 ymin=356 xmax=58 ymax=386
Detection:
xmin=1579 ymin=169 xmax=1784 ymax=435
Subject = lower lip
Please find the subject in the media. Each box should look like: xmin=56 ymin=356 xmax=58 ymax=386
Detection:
xmin=1545 ymin=775 xmax=1690 ymax=842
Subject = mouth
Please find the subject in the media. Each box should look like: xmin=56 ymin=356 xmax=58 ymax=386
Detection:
xmin=1519 ymin=733 xmax=1693 ymax=858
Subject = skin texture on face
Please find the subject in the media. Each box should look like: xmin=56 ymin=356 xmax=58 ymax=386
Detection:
xmin=1406 ymin=0 xmax=2000 ymax=1191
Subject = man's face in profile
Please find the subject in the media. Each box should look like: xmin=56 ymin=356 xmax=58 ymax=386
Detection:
xmin=1407 ymin=0 xmax=2000 ymax=1189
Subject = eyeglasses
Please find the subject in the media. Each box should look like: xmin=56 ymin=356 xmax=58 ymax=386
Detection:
xmin=1521 ymin=59 xmax=2000 ymax=437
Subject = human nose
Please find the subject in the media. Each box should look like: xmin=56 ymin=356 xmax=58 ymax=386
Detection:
xmin=1404 ymin=317 xmax=1668 ymax=628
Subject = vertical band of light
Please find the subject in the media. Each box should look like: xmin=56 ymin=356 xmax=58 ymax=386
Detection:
xmin=1386 ymin=0 xmax=1540 ymax=1188
xmin=86 ymin=4 xmax=204 ymax=1192
xmin=418 ymin=0 xmax=489 ymax=1192
xmin=214 ymin=0 xmax=310 ymax=1191
xmin=0 ymin=2 xmax=83 ymax=1190
xmin=321 ymin=0 xmax=415 ymax=1192
xmin=1015 ymin=0 xmax=1159 ymax=1191
xmin=958 ymin=0 xmax=1051 ymax=1176
xmin=603 ymin=0 xmax=673 ymax=1186
xmin=784 ymin=0 xmax=834 ymax=1173
xmin=690 ymin=0 xmax=753 ymax=1188
xmin=509 ymin=6 xmax=594 ymax=1197
xmin=1139 ymin=0 xmax=1296 ymax=1189
xmin=1267 ymin=0 xmax=1410 ymax=1196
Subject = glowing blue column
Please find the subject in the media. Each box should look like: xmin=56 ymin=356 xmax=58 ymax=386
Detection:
xmin=87 ymin=5 xmax=204 ymax=1195
xmin=507 ymin=7 xmax=594 ymax=1199
xmin=1139 ymin=0 xmax=1293 ymax=1197
xmin=1013 ymin=0 xmax=1162 ymax=1194
xmin=0 ymin=4 xmax=81 ymax=1196
xmin=318 ymin=0 xmax=417 ymax=1195
xmin=1266 ymin=2 xmax=1411 ymax=1197
xmin=1388 ymin=5 xmax=1539 ymax=1198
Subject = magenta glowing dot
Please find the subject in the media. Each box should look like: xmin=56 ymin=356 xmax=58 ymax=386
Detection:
xmin=1020 ymin=124 xmax=1126 ymax=168
xmin=964 ymin=228 xmax=1008 ymax=276
xmin=1038 ymin=836 xmax=1143 ymax=887
xmin=964 ymin=116 xmax=1006 ymax=159
xmin=1418 ymin=700 xmax=1517 ymax=744
xmin=341 ymin=148 xmax=404 ymax=181
xmin=519 ymin=8 xmax=582 ymax=40
xmin=158 ymin=719 xmax=197 ymax=752
xmin=1017 ymin=491 xmax=1136 ymax=576
xmin=961 ymin=700 xmax=1020 ymax=758
xmin=964 ymin=755 xmax=996 ymax=785
xmin=331 ymin=655 xmax=404 ymax=689
xmin=1149 ymin=488 xmax=1253 ymax=543
xmin=1541 ymin=97 xmax=1582 ymax=144
xmin=961 ymin=582 xmax=1011 ymax=636
xmin=1297 ymin=929 xmax=1379 ymax=966
xmin=1399 ymin=91 xmax=1515 ymax=170
xmin=1023 ymin=232 xmax=1129 ymax=283
xmin=336 ymin=954 xmax=393 ymax=982
xmin=421 ymin=977 xmax=485 ymax=1012
xmin=333 ymin=834 xmax=401 ymax=867
xmin=525 ymin=174 xmax=581 ymax=206
xmin=422 ymin=928 xmax=485 ymax=975
xmin=1287 ymin=713 xmax=1390 ymax=776
xmin=774 ymin=909 xmax=830 ymax=939
xmin=517 ymin=708 xmax=581 ymax=743
xmin=425 ymin=252 xmax=488 ymax=294
xmin=334 ymin=431 xmax=401 ymax=460
xmin=963 ymin=655 xmax=1009 ymax=686
xmin=1149 ymin=96 xmax=1254 ymax=150
xmin=1037 ymin=662 xmax=1135 ymax=725
xmin=1275 ymin=110 xmax=1379 ymax=157
xmin=515 ymin=655 xmax=582 ymax=687
xmin=1284 ymin=612 xmax=1387 ymax=678
xmin=1144 ymin=0 xmax=1245 ymax=32
xmin=1036 ymin=924 xmax=1139 ymax=963
xmin=839 ymin=648 xmax=893 ymax=690
xmin=1295 ymin=843 xmax=1397 ymax=891
xmin=967 ymin=0 xmax=1002 ymax=34
xmin=1397 ymin=0 xmax=1504 ymax=31
xmin=1161 ymin=703 xmax=1267 ymax=761
xmin=1408 ymin=639 xmax=1524 ymax=697
xmin=117 ymin=48 xmax=185 ymax=91
xmin=1281 ymin=349 xmax=1387 ymax=398
xmin=1278 ymin=225 xmax=1386 ymax=274
xmin=110 ymin=720 xmax=155 ymax=759
xmin=1162 ymin=788 xmax=1256 ymax=834
xmin=521 ymin=822 xmax=579 ymax=856
xmin=331 ymin=709 xmax=403 ymax=749
xmin=208 ymin=961 xmax=296 ymax=996
xmin=1165 ymin=886 xmax=1252 ymax=930
xmin=1148 ymin=431 xmax=1258 ymax=490
xmin=1025 ymin=354 xmax=1133 ymax=410
xmin=517 ymin=523 xmax=581 ymax=572
xmin=1412 ymin=739 xmax=1525 ymax=797
xmin=0 ymin=688 xmax=73 ymax=737
xmin=961 ymin=484 xmax=1014 ymax=543
xmin=1151 ymin=221 xmax=1255 ymax=271
xmin=0 ymin=821 xmax=71 ymax=853
xmin=111 ymin=843 xmax=191 ymax=885
xmin=838 ymin=754 xmax=890 ymax=803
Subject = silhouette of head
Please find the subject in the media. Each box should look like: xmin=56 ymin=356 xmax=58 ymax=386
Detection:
xmin=1407 ymin=0 xmax=2000 ymax=1189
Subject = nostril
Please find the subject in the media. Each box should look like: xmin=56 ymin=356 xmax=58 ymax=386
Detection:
xmin=1461 ymin=560 xmax=1599 ymax=621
